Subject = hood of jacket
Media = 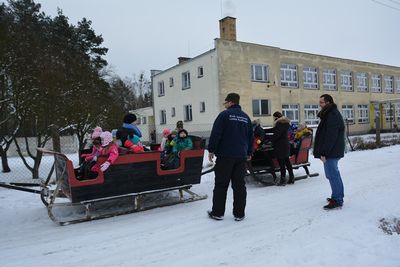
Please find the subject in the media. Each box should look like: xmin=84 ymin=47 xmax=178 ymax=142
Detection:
xmin=273 ymin=116 xmax=290 ymax=127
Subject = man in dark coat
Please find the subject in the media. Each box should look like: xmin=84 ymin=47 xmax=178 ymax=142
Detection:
xmin=265 ymin=111 xmax=294 ymax=185
xmin=314 ymin=94 xmax=345 ymax=210
xmin=207 ymin=93 xmax=254 ymax=221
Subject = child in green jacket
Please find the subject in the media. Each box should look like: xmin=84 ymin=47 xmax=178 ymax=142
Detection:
xmin=163 ymin=129 xmax=193 ymax=169
xmin=172 ymin=129 xmax=193 ymax=155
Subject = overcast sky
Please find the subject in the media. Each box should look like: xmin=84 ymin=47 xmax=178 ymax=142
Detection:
xmin=32 ymin=0 xmax=400 ymax=78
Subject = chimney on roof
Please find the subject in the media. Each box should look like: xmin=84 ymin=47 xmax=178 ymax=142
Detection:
xmin=178 ymin=57 xmax=191 ymax=64
xmin=219 ymin=16 xmax=236 ymax=41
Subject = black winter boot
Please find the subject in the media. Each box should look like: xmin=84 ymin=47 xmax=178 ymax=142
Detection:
xmin=277 ymin=176 xmax=287 ymax=186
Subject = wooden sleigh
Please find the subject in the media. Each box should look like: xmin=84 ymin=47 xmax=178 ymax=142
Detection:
xmin=246 ymin=135 xmax=319 ymax=185
xmin=37 ymin=136 xmax=209 ymax=225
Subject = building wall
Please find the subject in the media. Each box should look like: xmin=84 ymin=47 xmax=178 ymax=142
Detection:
xmin=133 ymin=107 xmax=154 ymax=143
xmin=216 ymin=39 xmax=400 ymax=133
xmin=152 ymin=50 xmax=220 ymax=140
xmin=216 ymin=39 xmax=281 ymax=126
xmin=151 ymin=37 xmax=400 ymax=139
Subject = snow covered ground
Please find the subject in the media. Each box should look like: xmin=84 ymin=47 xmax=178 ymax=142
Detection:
xmin=1 ymin=145 xmax=400 ymax=267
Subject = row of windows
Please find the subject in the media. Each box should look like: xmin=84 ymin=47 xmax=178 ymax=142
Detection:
xmin=253 ymin=100 xmax=400 ymax=126
xmin=159 ymin=101 xmax=206 ymax=124
xmin=280 ymin=103 xmax=371 ymax=125
xmin=286 ymin=103 xmax=400 ymax=126
xmin=158 ymin=66 xmax=204 ymax=96
xmin=158 ymin=99 xmax=400 ymax=126
xmin=251 ymin=63 xmax=400 ymax=93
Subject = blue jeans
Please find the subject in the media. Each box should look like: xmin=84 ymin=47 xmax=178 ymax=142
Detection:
xmin=323 ymin=158 xmax=344 ymax=205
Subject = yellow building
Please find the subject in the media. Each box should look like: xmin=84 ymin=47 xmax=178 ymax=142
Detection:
xmin=152 ymin=17 xmax=400 ymax=139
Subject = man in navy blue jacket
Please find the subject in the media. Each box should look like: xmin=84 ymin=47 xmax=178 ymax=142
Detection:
xmin=314 ymin=94 xmax=345 ymax=210
xmin=207 ymin=93 xmax=254 ymax=221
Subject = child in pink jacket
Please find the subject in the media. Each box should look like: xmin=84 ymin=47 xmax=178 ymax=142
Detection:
xmin=81 ymin=126 xmax=102 ymax=162
xmin=78 ymin=127 xmax=102 ymax=180
xmin=88 ymin=131 xmax=119 ymax=178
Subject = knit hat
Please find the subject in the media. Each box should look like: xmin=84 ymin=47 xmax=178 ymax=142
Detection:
xmin=273 ymin=111 xmax=283 ymax=118
xmin=178 ymin=129 xmax=188 ymax=137
xmin=123 ymin=113 xmax=137 ymax=124
xmin=225 ymin=93 xmax=240 ymax=104
xmin=176 ymin=120 xmax=183 ymax=129
xmin=297 ymin=123 xmax=306 ymax=130
xmin=162 ymin=128 xmax=171 ymax=137
xmin=91 ymin=126 xmax=102 ymax=139
xmin=100 ymin=131 xmax=113 ymax=147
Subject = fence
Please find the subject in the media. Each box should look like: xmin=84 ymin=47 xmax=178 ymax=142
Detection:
xmin=0 ymin=128 xmax=210 ymax=185
xmin=0 ymin=135 xmax=79 ymax=184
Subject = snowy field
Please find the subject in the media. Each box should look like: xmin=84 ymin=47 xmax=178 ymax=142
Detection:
xmin=1 ymin=145 xmax=400 ymax=267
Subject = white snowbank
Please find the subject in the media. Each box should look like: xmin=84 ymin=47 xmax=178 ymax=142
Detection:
xmin=0 ymin=145 xmax=399 ymax=267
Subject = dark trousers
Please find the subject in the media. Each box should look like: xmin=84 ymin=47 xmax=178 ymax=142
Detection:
xmin=277 ymin=157 xmax=294 ymax=179
xmin=212 ymin=157 xmax=247 ymax=218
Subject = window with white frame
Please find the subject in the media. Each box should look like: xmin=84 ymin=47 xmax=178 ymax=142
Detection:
xmin=384 ymin=103 xmax=395 ymax=123
xmin=171 ymin=107 xmax=176 ymax=117
xmin=357 ymin=104 xmax=369 ymax=123
xmin=396 ymin=77 xmax=400 ymax=94
xmin=341 ymin=71 xmax=353 ymax=91
xmin=252 ymin=99 xmax=270 ymax=116
xmin=251 ymin=64 xmax=268 ymax=82
xmin=182 ymin=71 xmax=191 ymax=89
xmin=169 ymin=77 xmax=174 ymax=87
xmin=303 ymin=66 xmax=318 ymax=89
xmin=158 ymin=81 xmax=165 ymax=96
xmin=280 ymin=64 xmax=298 ymax=88
xmin=200 ymin=101 xmax=205 ymax=113
xmin=357 ymin=72 xmax=368 ymax=92
xmin=323 ymin=69 xmax=337 ymax=90
xmin=304 ymin=104 xmax=320 ymax=126
xmin=396 ymin=103 xmax=400 ymax=123
xmin=371 ymin=74 xmax=381 ymax=93
xmin=160 ymin=110 xmax=166 ymax=125
xmin=184 ymin=104 xmax=192 ymax=121
xmin=282 ymin=104 xmax=299 ymax=124
xmin=384 ymin=75 xmax=394 ymax=93
xmin=341 ymin=105 xmax=354 ymax=123
xmin=198 ymin=66 xmax=204 ymax=78
xmin=142 ymin=116 xmax=147 ymax=125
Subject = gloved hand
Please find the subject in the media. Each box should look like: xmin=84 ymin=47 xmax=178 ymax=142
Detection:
xmin=100 ymin=161 xmax=111 ymax=172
